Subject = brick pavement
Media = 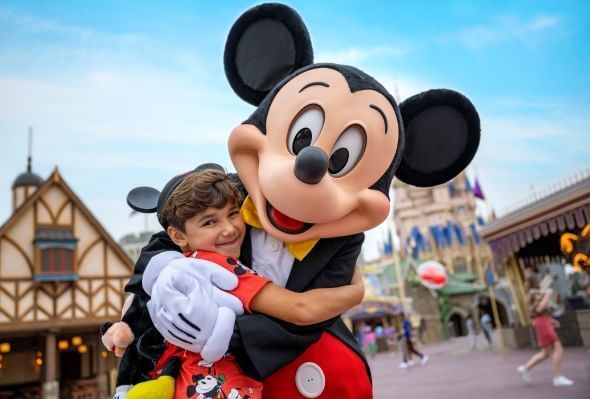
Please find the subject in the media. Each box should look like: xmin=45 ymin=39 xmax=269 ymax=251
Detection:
xmin=369 ymin=336 xmax=590 ymax=399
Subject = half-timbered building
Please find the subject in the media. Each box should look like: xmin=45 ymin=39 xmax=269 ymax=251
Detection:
xmin=0 ymin=160 xmax=133 ymax=398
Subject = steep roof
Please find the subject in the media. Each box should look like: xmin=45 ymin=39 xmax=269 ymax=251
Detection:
xmin=0 ymin=167 xmax=133 ymax=269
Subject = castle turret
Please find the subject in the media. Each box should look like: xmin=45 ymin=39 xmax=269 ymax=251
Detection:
xmin=12 ymin=128 xmax=43 ymax=211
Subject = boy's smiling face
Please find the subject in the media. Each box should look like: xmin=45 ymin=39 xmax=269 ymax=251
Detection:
xmin=168 ymin=203 xmax=246 ymax=257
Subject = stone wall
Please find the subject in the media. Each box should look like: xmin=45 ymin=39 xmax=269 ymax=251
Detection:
xmin=404 ymin=282 xmax=443 ymax=343
xmin=576 ymin=309 xmax=590 ymax=348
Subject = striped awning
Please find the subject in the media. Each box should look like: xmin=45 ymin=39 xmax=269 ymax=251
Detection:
xmin=488 ymin=204 xmax=590 ymax=263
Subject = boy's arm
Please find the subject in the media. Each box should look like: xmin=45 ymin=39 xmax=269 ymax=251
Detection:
xmin=249 ymin=266 xmax=364 ymax=325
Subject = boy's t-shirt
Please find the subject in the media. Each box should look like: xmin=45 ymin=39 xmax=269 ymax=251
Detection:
xmin=185 ymin=250 xmax=271 ymax=313
xmin=150 ymin=250 xmax=271 ymax=399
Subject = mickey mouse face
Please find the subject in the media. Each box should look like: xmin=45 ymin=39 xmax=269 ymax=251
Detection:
xmin=195 ymin=375 xmax=218 ymax=394
xmin=229 ymin=66 xmax=396 ymax=240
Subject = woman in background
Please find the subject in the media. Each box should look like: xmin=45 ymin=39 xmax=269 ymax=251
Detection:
xmin=517 ymin=289 xmax=573 ymax=387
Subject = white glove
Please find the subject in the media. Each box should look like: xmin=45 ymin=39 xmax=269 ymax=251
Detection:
xmin=143 ymin=251 xmax=184 ymax=296
xmin=147 ymin=256 xmax=245 ymax=314
xmin=113 ymin=385 xmax=131 ymax=399
xmin=146 ymin=257 xmax=244 ymax=362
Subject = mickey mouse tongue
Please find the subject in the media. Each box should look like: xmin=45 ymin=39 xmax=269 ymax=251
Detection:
xmin=267 ymin=203 xmax=312 ymax=234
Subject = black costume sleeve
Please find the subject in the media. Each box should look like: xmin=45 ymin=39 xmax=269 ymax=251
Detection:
xmin=125 ymin=231 xmax=180 ymax=297
xmin=230 ymin=233 xmax=364 ymax=379
xmin=116 ymin=231 xmax=179 ymax=385
xmin=115 ymin=294 xmax=158 ymax=386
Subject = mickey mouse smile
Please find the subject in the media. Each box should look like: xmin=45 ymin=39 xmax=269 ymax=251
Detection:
xmin=266 ymin=201 xmax=313 ymax=234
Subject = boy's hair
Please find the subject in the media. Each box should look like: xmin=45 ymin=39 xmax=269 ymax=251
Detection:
xmin=160 ymin=169 xmax=244 ymax=232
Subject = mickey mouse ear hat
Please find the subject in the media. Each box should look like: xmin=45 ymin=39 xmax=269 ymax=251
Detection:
xmin=126 ymin=163 xmax=226 ymax=229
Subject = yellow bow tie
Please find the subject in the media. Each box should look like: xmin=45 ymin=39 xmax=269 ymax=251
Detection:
xmin=240 ymin=196 xmax=318 ymax=261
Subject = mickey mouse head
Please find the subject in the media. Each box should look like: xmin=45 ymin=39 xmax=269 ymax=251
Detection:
xmin=187 ymin=374 xmax=222 ymax=398
xmin=225 ymin=3 xmax=480 ymax=242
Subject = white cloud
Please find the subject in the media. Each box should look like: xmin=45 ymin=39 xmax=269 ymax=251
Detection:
xmin=0 ymin=5 xmax=585 ymax=262
xmin=316 ymin=44 xmax=413 ymax=66
xmin=0 ymin=6 xmax=143 ymax=46
xmin=0 ymin=68 xmax=247 ymax=143
xmin=469 ymin=102 xmax=589 ymax=217
xmin=443 ymin=14 xmax=562 ymax=51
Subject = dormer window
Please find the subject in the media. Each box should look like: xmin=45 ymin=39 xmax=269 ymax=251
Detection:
xmin=33 ymin=227 xmax=78 ymax=281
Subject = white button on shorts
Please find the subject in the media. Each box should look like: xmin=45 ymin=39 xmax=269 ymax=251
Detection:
xmin=295 ymin=362 xmax=325 ymax=398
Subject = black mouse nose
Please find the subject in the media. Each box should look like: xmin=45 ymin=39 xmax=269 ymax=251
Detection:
xmin=294 ymin=146 xmax=329 ymax=185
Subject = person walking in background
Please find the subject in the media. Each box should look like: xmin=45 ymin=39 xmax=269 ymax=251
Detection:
xmin=399 ymin=313 xmax=428 ymax=368
xmin=466 ymin=315 xmax=477 ymax=350
xmin=479 ymin=311 xmax=494 ymax=348
xmin=363 ymin=326 xmax=378 ymax=359
xmin=517 ymin=289 xmax=574 ymax=387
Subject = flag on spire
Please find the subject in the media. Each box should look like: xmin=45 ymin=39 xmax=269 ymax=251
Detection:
xmin=382 ymin=228 xmax=394 ymax=256
xmin=472 ymin=177 xmax=485 ymax=200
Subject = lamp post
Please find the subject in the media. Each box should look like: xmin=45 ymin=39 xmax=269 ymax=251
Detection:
xmin=484 ymin=266 xmax=505 ymax=353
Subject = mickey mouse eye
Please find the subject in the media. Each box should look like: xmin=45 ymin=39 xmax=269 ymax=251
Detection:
xmin=328 ymin=125 xmax=366 ymax=177
xmin=287 ymin=106 xmax=324 ymax=155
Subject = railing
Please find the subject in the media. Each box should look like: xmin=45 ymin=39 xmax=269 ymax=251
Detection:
xmin=499 ymin=168 xmax=590 ymax=217
xmin=62 ymin=379 xmax=100 ymax=399
xmin=0 ymin=380 xmax=99 ymax=399
xmin=0 ymin=385 xmax=41 ymax=399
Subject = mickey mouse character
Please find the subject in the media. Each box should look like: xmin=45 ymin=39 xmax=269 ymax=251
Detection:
xmin=188 ymin=372 xmax=253 ymax=399
xmin=117 ymin=3 xmax=480 ymax=398
xmin=189 ymin=374 xmax=224 ymax=399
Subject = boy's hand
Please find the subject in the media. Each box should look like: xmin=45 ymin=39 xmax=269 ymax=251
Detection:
xmin=145 ymin=257 xmax=244 ymax=361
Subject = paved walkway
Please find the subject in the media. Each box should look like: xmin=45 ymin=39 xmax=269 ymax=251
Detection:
xmin=369 ymin=336 xmax=589 ymax=399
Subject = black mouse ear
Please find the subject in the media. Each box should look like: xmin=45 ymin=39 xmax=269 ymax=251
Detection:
xmin=127 ymin=186 xmax=161 ymax=213
xmin=395 ymin=89 xmax=480 ymax=187
xmin=224 ymin=3 xmax=314 ymax=106
xmin=195 ymin=162 xmax=225 ymax=173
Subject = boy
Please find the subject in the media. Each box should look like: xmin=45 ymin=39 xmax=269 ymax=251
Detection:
xmin=108 ymin=167 xmax=364 ymax=398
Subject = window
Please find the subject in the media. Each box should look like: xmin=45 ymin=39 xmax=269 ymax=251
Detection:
xmin=41 ymin=248 xmax=74 ymax=273
xmin=33 ymin=227 xmax=78 ymax=282
xmin=453 ymin=257 xmax=468 ymax=273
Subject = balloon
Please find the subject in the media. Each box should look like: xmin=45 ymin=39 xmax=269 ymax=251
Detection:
xmin=417 ymin=261 xmax=448 ymax=290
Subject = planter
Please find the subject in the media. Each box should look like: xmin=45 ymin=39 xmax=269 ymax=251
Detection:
xmin=575 ymin=309 xmax=590 ymax=348
xmin=501 ymin=326 xmax=534 ymax=349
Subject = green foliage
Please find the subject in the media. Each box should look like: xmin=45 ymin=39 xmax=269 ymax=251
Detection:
xmin=408 ymin=273 xmax=420 ymax=287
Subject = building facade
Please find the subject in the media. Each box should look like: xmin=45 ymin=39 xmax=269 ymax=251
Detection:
xmin=480 ymin=171 xmax=590 ymax=348
xmin=0 ymin=163 xmax=133 ymax=398
xmin=392 ymin=171 xmax=517 ymax=340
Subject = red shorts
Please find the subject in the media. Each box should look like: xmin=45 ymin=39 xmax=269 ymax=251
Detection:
xmin=533 ymin=315 xmax=558 ymax=348
xmin=155 ymin=343 xmax=263 ymax=399
xmin=262 ymin=332 xmax=372 ymax=398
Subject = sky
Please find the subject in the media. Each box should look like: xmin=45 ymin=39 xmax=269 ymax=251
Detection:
xmin=1 ymin=0 xmax=589 ymax=261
